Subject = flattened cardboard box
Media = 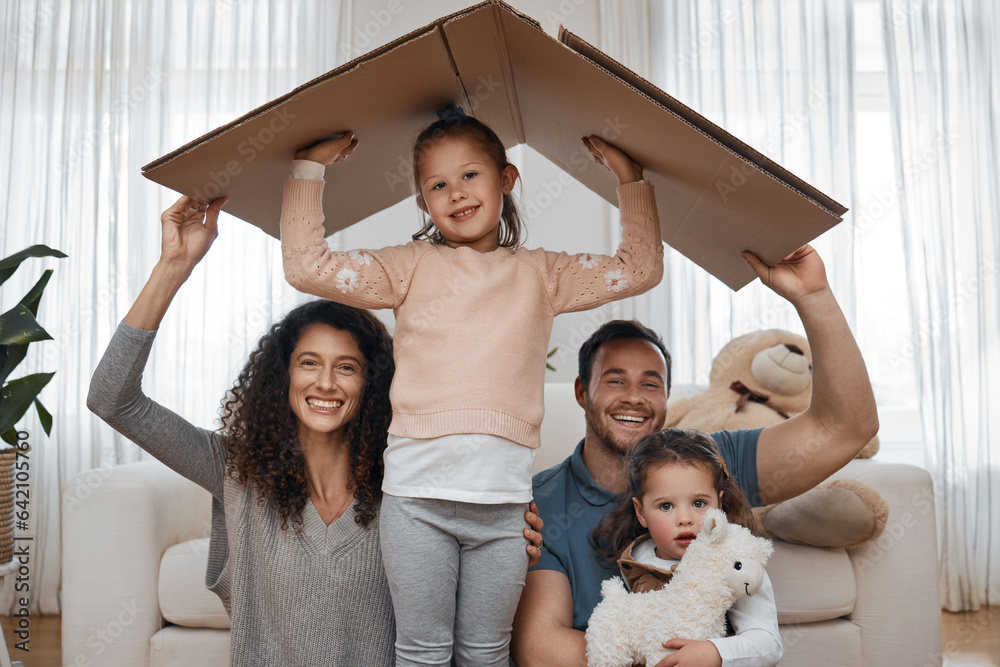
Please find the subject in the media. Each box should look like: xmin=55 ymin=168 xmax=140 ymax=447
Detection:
xmin=143 ymin=0 xmax=846 ymax=291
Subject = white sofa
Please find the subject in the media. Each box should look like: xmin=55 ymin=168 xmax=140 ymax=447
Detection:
xmin=63 ymin=383 xmax=943 ymax=666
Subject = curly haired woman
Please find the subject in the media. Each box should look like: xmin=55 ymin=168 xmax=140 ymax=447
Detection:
xmin=88 ymin=196 xmax=543 ymax=667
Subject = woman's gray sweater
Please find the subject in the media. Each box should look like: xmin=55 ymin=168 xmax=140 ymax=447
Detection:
xmin=88 ymin=322 xmax=395 ymax=666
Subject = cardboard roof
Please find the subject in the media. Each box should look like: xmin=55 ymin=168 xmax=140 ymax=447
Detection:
xmin=142 ymin=0 xmax=847 ymax=290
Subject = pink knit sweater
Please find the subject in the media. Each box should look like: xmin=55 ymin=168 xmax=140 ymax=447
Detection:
xmin=281 ymin=178 xmax=663 ymax=448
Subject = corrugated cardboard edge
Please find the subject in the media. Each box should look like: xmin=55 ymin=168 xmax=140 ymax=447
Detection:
xmin=558 ymin=27 xmax=847 ymax=219
xmin=142 ymin=0 xmax=541 ymax=174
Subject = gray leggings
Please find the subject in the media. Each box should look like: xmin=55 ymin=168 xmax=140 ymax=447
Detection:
xmin=379 ymin=494 xmax=529 ymax=667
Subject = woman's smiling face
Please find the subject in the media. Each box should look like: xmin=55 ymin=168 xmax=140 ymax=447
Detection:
xmin=287 ymin=323 xmax=366 ymax=445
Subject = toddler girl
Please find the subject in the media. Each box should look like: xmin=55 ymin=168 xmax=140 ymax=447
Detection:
xmin=280 ymin=107 xmax=663 ymax=666
xmin=592 ymin=428 xmax=782 ymax=666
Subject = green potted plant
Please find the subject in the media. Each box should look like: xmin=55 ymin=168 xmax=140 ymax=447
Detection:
xmin=0 ymin=244 xmax=66 ymax=443
xmin=0 ymin=244 xmax=64 ymax=562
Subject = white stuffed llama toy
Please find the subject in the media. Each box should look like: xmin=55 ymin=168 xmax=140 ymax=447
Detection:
xmin=586 ymin=509 xmax=773 ymax=667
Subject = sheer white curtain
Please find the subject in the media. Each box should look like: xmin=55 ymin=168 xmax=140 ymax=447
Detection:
xmin=631 ymin=0 xmax=998 ymax=612
xmin=0 ymin=0 xmax=349 ymax=614
xmin=605 ymin=0 xmax=860 ymax=389
xmin=882 ymin=0 xmax=1000 ymax=611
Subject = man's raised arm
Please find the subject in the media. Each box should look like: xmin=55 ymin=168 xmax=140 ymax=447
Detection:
xmin=743 ymin=246 xmax=879 ymax=505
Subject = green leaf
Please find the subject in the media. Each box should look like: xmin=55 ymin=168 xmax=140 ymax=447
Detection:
xmin=0 ymin=245 xmax=66 ymax=286
xmin=0 ymin=430 xmax=16 ymax=446
xmin=34 ymin=398 xmax=52 ymax=435
xmin=0 ymin=372 xmax=55 ymax=435
xmin=20 ymin=269 xmax=53 ymax=316
xmin=0 ymin=343 xmax=28 ymax=386
xmin=0 ymin=305 xmax=52 ymax=345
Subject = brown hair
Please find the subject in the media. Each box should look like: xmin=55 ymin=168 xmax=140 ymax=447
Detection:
xmin=592 ymin=428 xmax=756 ymax=564
xmin=411 ymin=110 xmax=524 ymax=248
xmin=220 ymin=300 xmax=394 ymax=530
xmin=578 ymin=319 xmax=671 ymax=392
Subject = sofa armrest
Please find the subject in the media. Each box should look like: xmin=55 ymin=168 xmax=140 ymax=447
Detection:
xmin=829 ymin=459 xmax=942 ymax=666
xmin=61 ymin=459 xmax=212 ymax=667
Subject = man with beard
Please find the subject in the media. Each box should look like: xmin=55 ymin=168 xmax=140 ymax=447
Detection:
xmin=510 ymin=246 xmax=879 ymax=667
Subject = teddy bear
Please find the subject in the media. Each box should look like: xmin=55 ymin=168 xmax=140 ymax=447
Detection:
xmin=586 ymin=509 xmax=773 ymax=667
xmin=663 ymin=329 xmax=887 ymax=550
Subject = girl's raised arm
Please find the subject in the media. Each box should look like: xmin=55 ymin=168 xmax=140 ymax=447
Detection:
xmin=281 ymin=133 xmax=419 ymax=310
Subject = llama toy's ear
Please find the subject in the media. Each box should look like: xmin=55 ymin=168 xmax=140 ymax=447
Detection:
xmin=700 ymin=509 xmax=728 ymax=544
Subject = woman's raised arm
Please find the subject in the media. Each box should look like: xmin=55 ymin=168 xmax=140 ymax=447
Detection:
xmin=124 ymin=196 xmax=226 ymax=330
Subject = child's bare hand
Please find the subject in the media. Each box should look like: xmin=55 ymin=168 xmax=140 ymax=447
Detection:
xmin=654 ymin=638 xmax=723 ymax=667
xmin=582 ymin=135 xmax=643 ymax=185
xmin=294 ymin=132 xmax=359 ymax=166
xmin=524 ymin=501 xmax=544 ymax=568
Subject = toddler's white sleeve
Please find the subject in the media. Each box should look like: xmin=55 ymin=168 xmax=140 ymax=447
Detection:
xmin=707 ymin=569 xmax=783 ymax=667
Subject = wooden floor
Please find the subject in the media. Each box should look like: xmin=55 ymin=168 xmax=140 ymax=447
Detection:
xmin=941 ymin=609 xmax=1000 ymax=666
xmin=1 ymin=610 xmax=997 ymax=666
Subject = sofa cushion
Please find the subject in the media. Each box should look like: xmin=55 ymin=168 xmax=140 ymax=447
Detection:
xmin=150 ymin=625 xmax=230 ymax=666
xmin=778 ymin=618 xmax=863 ymax=666
xmin=158 ymin=538 xmax=231 ymax=629
xmin=769 ymin=540 xmax=856 ymax=624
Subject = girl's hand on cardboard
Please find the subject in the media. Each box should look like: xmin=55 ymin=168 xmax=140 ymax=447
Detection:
xmin=583 ymin=135 xmax=644 ymax=185
xmin=294 ymin=132 xmax=359 ymax=166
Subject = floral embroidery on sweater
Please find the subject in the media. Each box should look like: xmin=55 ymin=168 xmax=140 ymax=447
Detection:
xmin=579 ymin=253 xmax=602 ymax=269
xmin=336 ymin=268 xmax=358 ymax=293
xmin=605 ymin=269 xmax=628 ymax=293
xmin=349 ymin=249 xmax=373 ymax=265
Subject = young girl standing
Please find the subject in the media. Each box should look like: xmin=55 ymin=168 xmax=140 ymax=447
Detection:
xmin=280 ymin=108 xmax=663 ymax=666
xmin=592 ymin=428 xmax=782 ymax=666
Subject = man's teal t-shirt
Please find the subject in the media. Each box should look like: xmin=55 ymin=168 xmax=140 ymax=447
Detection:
xmin=530 ymin=429 xmax=762 ymax=632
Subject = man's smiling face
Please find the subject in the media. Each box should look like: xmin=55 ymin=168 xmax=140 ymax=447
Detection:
xmin=576 ymin=337 xmax=668 ymax=456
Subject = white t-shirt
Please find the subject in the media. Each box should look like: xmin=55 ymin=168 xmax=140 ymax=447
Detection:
xmin=382 ymin=433 xmax=534 ymax=504
xmin=632 ymin=536 xmax=783 ymax=667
